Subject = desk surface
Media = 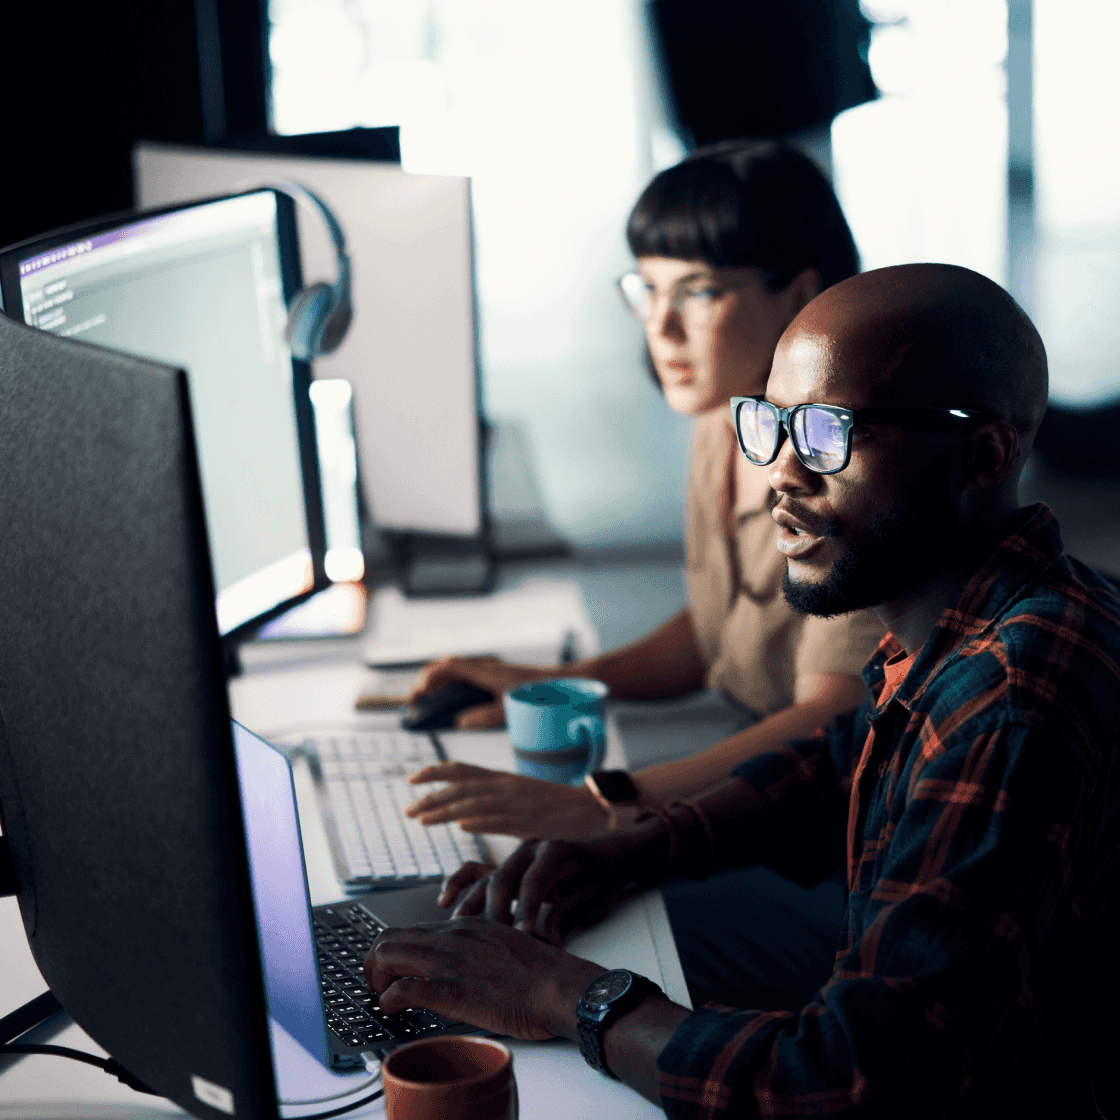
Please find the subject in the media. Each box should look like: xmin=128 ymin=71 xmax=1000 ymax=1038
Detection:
xmin=0 ymin=580 xmax=693 ymax=1118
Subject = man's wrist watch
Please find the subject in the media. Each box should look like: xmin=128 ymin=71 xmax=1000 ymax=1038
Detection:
xmin=584 ymin=769 xmax=645 ymax=830
xmin=576 ymin=969 xmax=661 ymax=1078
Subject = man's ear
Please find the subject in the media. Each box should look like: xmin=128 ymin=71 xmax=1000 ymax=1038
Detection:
xmin=962 ymin=420 xmax=1019 ymax=489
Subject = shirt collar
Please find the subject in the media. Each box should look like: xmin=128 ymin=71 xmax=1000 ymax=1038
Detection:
xmin=861 ymin=504 xmax=1063 ymax=713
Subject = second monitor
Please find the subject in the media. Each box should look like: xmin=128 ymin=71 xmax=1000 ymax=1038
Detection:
xmin=0 ymin=189 xmax=329 ymax=639
xmin=133 ymin=143 xmax=485 ymax=548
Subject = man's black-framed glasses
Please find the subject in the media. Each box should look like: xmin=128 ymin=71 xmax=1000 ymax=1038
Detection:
xmin=730 ymin=396 xmax=991 ymax=475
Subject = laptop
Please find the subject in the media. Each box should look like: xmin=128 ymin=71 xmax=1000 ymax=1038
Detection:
xmin=233 ymin=718 xmax=488 ymax=1069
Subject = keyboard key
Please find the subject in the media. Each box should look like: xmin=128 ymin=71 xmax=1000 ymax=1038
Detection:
xmin=380 ymin=1015 xmax=420 ymax=1039
xmin=296 ymin=727 xmax=491 ymax=888
xmin=403 ymin=1010 xmax=444 ymax=1031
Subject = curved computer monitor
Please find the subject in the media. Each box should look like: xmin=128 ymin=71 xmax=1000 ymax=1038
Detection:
xmin=0 ymin=310 xmax=280 ymax=1117
xmin=0 ymin=189 xmax=329 ymax=640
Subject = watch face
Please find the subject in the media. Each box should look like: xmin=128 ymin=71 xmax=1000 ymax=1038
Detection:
xmin=592 ymin=771 xmax=641 ymax=803
xmin=585 ymin=970 xmax=632 ymax=1009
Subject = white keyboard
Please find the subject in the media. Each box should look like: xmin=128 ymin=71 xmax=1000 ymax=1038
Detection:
xmin=296 ymin=728 xmax=490 ymax=889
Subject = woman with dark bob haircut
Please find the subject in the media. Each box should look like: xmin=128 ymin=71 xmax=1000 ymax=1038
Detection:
xmin=404 ymin=142 xmax=885 ymax=1007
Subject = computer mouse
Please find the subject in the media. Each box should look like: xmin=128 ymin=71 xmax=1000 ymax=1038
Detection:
xmin=400 ymin=682 xmax=496 ymax=732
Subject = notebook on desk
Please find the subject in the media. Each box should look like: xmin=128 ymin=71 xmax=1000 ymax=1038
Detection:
xmin=361 ymin=578 xmax=600 ymax=668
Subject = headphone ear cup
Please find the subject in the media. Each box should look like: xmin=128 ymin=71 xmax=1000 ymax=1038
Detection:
xmin=285 ymin=282 xmax=333 ymax=361
xmin=317 ymin=298 xmax=353 ymax=356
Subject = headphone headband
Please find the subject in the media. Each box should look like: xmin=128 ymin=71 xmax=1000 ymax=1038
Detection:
xmin=254 ymin=180 xmax=353 ymax=361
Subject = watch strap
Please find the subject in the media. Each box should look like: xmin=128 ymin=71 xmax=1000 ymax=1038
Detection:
xmin=576 ymin=971 xmax=661 ymax=1079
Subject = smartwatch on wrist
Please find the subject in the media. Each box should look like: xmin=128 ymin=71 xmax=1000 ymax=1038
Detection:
xmin=584 ymin=769 xmax=644 ymax=830
xmin=576 ymin=969 xmax=661 ymax=1079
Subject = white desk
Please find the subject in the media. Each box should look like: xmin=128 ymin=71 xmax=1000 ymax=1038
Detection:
xmin=0 ymin=644 xmax=689 ymax=1119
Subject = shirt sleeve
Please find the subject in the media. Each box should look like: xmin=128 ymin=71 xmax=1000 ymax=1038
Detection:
xmin=657 ymin=721 xmax=1092 ymax=1119
xmin=719 ymin=707 xmax=863 ymax=887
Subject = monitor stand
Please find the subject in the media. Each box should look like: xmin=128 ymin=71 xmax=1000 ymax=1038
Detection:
xmin=396 ymin=531 xmax=497 ymax=598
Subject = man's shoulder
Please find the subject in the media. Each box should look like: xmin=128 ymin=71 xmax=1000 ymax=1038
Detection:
xmin=927 ymin=554 xmax=1120 ymax=739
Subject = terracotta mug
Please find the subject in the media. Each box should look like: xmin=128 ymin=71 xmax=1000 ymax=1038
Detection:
xmin=382 ymin=1036 xmax=518 ymax=1120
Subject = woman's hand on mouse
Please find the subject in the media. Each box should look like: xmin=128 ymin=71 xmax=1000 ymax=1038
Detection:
xmin=405 ymin=761 xmax=609 ymax=838
xmin=407 ymin=657 xmax=557 ymax=729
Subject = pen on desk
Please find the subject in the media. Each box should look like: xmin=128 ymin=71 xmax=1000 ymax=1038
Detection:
xmin=354 ymin=692 xmax=411 ymax=712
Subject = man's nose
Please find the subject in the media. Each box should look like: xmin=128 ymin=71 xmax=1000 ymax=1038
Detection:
xmin=768 ymin=428 xmax=820 ymax=496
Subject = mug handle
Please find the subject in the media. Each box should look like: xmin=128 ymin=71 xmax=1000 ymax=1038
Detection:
xmin=566 ymin=714 xmax=606 ymax=775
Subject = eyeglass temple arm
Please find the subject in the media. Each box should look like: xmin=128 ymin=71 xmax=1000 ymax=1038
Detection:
xmin=851 ymin=407 xmax=990 ymax=431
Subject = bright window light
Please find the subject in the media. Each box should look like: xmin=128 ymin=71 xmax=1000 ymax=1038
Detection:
xmin=1033 ymin=0 xmax=1120 ymax=407
xmin=309 ymin=378 xmax=363 ymax=581
xmin=268 ymin=0 xmax=696 ymax=548
xmin=832 ymin=1 xmax=1008 ymax=284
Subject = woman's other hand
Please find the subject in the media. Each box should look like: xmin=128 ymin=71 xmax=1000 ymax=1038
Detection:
xmin=407 ymin=657 xmax=553 ymax=729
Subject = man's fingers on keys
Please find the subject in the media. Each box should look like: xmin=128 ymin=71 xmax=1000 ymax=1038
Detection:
xmin=438 ymin=861 xmax=493 ymax=908
xmin=450 ymin=874 xmax=489 ymax=919
xmin=483 ymin=841 xmax=540 ymax=925
xmin=512 ymin=844 xmax=573 ymax=936
xmin=363 ymin=926 xmax=440 ymax=993
xmin=376 ymin=975 xmax=455 ymax=1020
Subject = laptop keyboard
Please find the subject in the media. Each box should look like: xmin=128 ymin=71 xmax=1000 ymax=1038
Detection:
xmin=314 ymin=901 xmax=467 ymax=1047
xmin=301 ymin=729 xmax=490 ymax=888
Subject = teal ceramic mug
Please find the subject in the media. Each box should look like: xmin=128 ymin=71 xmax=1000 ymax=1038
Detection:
xmin=502 ymin=678 xmax=608 ymax=785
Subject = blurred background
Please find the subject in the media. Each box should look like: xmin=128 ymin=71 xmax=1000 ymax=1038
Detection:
xmin=4 ymin=0 xmax=1117 ymax=565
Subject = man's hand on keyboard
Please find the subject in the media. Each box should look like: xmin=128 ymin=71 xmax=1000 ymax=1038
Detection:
xmin=405 ymin=761 xmax=608 ymax=838
xmin=364 ymin=916 xmax=607 ymax=1042
xmin=408 ymin=657 xmax=555 ymax=729
xmin=437 ymin=830 xmax=664 ymax=945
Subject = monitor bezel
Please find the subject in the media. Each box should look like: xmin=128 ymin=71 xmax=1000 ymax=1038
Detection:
xmin=0 ymin=189 xmax=331 ymax=647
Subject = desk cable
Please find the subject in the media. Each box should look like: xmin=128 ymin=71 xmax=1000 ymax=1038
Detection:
xmin=0 ymin=1043 xmax=158 ymax=1094
xmin=279 ymin=1050 xmax=384 ymax=1119
xmin=0 ymin=1043 xmax=385 ymax=1118
xmin=1 ymin=993 xmax=384 ymax=1118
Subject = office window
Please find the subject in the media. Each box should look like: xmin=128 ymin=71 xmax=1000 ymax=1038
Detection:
xmin=1033 ymin=0 xmax=1120 ymax=407
xmin=831 ymin=0 xmax=1008 ymax=284
xmin=268 ymin=0 xmax=692 ymax=548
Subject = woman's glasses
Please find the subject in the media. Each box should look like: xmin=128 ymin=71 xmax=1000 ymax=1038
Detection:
xmin=615 ymin=270 xmax=761 ymax=327
xmin=731 ymin=395 xmax=990 ymax=475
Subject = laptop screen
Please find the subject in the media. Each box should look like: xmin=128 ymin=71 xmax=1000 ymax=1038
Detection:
xmin=232 ymin=720 xmax=333 ymax=1068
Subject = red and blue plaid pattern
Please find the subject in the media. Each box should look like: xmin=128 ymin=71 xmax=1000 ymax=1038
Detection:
xmin=657 ymin=505 xmax=1120 ymax=1118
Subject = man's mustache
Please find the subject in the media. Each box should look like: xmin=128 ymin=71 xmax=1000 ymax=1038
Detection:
xmin=767 ymin=493 xmax=842 ymax=539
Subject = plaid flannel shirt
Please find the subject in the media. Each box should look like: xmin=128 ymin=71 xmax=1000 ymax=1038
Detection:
xmin=657 ymin=505 xmax=1120 ymax=1118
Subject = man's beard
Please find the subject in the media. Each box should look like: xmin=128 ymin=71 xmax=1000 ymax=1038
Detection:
xmin=780 ymin=476 xmax=961 ymax=618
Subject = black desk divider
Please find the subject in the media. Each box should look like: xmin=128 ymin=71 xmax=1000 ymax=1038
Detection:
xmin=0 ymin=311 xmax=280 ymax=1118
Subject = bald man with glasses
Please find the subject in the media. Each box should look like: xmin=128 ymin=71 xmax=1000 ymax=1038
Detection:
xmin=363 ymin=264 xmax=1120 ymax=1119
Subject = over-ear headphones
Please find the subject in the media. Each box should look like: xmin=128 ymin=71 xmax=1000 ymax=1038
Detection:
xmin=263 ymin=181 xmax=353 ymax=362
